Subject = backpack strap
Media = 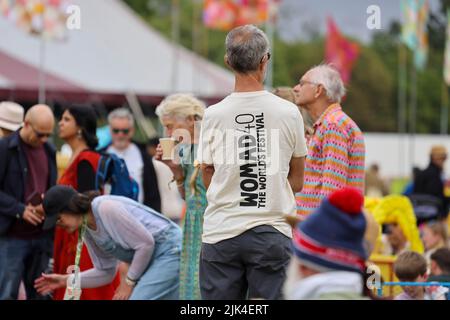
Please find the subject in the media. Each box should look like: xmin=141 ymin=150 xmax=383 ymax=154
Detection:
xmin=95 ymin=155 xmax=111 ymax=190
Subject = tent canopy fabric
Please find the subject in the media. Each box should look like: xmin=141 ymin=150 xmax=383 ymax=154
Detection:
xmin=0 ymin=0 xmax=234 ymax=102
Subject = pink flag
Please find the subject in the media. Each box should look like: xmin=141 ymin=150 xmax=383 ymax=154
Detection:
xmin=325 ymin=17 xmax=360 ymax=84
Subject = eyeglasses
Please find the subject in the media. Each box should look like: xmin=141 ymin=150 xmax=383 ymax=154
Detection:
xmin=30 ymin=125 xmax=52 ymax=138
xmin=112 ymin=128 xmax=131 ymax=135
xmin=298 ymin=79 xmax=319 ymax=87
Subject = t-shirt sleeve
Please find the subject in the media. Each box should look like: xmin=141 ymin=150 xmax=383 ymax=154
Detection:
xmin=197 ymin=112 xmax=214 ymax=165
xmin=292 ymin=110 xmax=308 ymax=158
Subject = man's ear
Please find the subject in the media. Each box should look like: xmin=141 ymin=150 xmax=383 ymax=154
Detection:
xmin=420 ymin=273 xmax=428 ymax=282
xmin=224 ymin=55 xmax=230 ymax=68
xmin=314 ymin=84 xmax=324 ymax=99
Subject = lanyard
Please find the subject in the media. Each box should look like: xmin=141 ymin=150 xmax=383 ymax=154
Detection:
xmin=74 ymin=215 xmax=87 ymax=268
xmin=63 ymin=215 xmax=87 ymax=301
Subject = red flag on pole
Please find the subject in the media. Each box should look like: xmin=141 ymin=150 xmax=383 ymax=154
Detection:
xmin=325 ymin=17 xmax=360 ymax=84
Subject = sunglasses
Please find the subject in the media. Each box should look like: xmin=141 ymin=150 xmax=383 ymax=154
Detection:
xmin=31 ymin=125 xmax=52 ymax=138
xmin=112 ymin=128 xmax=131 ymax=135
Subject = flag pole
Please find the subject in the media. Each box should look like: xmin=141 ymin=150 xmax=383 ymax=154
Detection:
xmin=441 ymin=81 xmax=449 ymax=135
xmin=171 ymin=0 xmax=180 ymax=93
xmin=409 ymin=58 xmax=417 ymax=172
xmin=192 ymin=0 xmax=201 ymax=95
xmin=265 ymin=0 xmax=274 ymax=89
xmin=398 ymin=41 xmax=408 ymax=177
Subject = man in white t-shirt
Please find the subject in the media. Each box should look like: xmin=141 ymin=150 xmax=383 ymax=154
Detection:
xmin=105 ymin=108 xmax=161 ymax=211
xmin=197 ymin=24 xmax=308 ymax=300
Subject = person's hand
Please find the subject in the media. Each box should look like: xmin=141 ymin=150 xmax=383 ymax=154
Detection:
xmin=113 ymin=281 xmax=134 ymax=300
xmin=34 ymin=273 xmax=68 ymax=296
xmin=34 ymin=203 xmax=45 ymax=217
xmin=155 ymin=143 xmax=184 ymax=178
xmin=22 ymin=205 xmax=45 ymax=226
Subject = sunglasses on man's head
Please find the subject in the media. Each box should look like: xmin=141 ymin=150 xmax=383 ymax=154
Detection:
xmin=112 ymin=128 xmax=131 ymax=135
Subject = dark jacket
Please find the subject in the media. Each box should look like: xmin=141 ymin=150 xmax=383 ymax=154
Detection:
xmin=0 ymin=131 xmax=57 ymax=234
xmin=101 ymin=141 xmax=161 ymax=212
xmin=413 ymin=163 xmax=449 ymax=218
xmin=428 ymin=274 xmax=450 ymax=283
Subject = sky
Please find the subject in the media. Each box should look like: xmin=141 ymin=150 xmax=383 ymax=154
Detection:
xmin=277 ymin=0 xmax=442 ymax=43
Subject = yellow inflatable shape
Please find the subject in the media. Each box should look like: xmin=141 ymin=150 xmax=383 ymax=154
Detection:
xmin=364 ymin=195 xmax=424 ymax=254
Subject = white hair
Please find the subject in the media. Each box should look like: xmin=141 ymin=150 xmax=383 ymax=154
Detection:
xmin=107 ymin=108 xmax=134 ymax=127
xmin=307 ymin=64 xmax=346 ymax=103
xmin=155 ymin=93 xmax=205 ymax=121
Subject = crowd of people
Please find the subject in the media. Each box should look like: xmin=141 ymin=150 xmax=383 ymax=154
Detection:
xmin=0 ymin=25 xmax=449 ymax=300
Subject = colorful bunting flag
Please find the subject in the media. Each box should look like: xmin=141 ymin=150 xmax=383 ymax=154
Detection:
xmin=401 ymin=0 xmax=418 ymax=51
xmin=414 ymin=0 xmax=429 ymax=70
xmin=203 ymin=0 xmax=237 ymax=31
xmin=401 ymin=0 xmax=429 ymax=70
xmin=1 ymin=0 xmax=71 ymax=40
xmin=325 ymin=17 xmax=360 ymax=84
xmin=203 ymin=0 xmax=273 ymax=31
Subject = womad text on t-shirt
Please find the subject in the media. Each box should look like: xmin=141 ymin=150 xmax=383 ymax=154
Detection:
xmin=236 ymin=112 xmax=267 ymax=209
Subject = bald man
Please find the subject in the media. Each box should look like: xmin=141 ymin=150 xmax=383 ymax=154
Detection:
xmin=0 ymin=104 xmax=57 ymax=300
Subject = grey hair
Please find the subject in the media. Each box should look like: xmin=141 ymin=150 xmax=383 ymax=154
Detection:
xmin=107 ymin=108 xmax=134 ymax=127
xmin=225 ymin=24 xmax=270 ymax=73
xmin=307 ymin=64 xmax=346 ymax=103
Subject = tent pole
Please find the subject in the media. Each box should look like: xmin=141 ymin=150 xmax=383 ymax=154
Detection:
xmin=38 ymin=35 xmax=46 ymax=104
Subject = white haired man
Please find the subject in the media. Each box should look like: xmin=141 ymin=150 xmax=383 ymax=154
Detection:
xmin=104 ymin=108 xmax=161 ymax=210
xmin=294 ymin=64 xmax=365 ymax=217
xmin=197 ymin=25 xmax=307 ymax=300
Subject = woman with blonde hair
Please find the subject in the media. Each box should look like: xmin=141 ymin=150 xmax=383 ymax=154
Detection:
xmin=154 ymin=93 xmax=207 ymax=300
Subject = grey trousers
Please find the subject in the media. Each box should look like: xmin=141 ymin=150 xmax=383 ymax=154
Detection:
xmin=200 ymin=225 xmax=292 ymax=300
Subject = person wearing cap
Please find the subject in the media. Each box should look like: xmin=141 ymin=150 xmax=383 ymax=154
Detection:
xmin=413 ymin=145 xmax=449 ymax=219
xmin=35 ymin=185 xmax=182 ymax=300
xmin=53 ymin=104 xmax=120 ymax=300
xmin=0 ymin=104 xmax=56 ymax=300
xmin=0 ymin=101 xmax=24 ymax=138
xmin=283 ymin=187 xmax=369 ymax=300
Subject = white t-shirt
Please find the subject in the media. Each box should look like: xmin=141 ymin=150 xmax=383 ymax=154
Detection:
xmin=107 ymin=143 xmax=144 ymax=203
xmin=152 ymin=158 xmax=184 ymax=220
xmin=197 ymin=90 xmax=308 ymax=244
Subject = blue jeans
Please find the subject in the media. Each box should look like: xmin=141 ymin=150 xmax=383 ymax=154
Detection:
xmin=129 ymin=225 xmax=182 ymax=300
xmin=0 ymin=233 xmax=53 ymax=300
